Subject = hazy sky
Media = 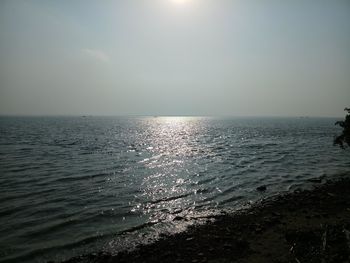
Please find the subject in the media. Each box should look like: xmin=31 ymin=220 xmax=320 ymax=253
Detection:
xmin=0 ymin=0 xmax=349 ymax=117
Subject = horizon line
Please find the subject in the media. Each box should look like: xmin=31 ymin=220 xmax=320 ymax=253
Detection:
xmin=0 ymin=114 xmax=345 ymax=119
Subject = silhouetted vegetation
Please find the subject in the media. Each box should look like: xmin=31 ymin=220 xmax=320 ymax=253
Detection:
xmin=334 ymin=108 xmax=350 ymax=149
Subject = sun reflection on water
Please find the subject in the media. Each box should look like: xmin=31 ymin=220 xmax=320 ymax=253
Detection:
xmin=131 ymin=117 xmax=206 ymax=222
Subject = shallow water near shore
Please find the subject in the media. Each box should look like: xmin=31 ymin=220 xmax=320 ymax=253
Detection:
xmin=0 ymin=116 xmax=349 ymax=262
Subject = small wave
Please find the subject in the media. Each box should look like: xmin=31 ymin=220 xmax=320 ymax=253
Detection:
xmin=196 ymin=177 xmax=216 ymax=185
xmin=22 ymin=218 xmax=80 ymax=239
xmin=119 ymin=221 xmax=160 ymax=234
xmin=51 ymin=172 xmax=110 ymax=184
xmin=217 ymin=184 xmax=244 ymax=197
xmin=195 ymin=188 xmax=213 ymax=194
xmin=0 ymin=206 xmax=20 ymax=217
xmin=1 ymin=234 xmax=107 ymax=263
xmin=219 ymin=195 xmax=244 ymax=205
xmin=148 ymin=193 xmax=192 ymax=205
xmin=0 ymin=188 xmax=55 ymax=202
xmin=6 ymin=166 xmax=40 ymax=173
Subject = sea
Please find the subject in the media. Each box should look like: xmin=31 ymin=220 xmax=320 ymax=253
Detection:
xmin=0 ymin=116 xmax=349 ymax=262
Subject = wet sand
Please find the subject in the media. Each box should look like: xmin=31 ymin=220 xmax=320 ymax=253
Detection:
xmin=63 ymin=175 xmax=350 ymax=263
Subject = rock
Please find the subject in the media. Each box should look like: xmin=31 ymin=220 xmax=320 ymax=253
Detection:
xmin=271 ymin=212 xmax=281 ymax=217
xmin=256 ymin=185 xmax=267 ymax=192
xmin=223 ymin=243 xmax=232 ymax=249
xmin=255 ymin=226 xmax=263 ymax=233
xmin=236 ymin=239 xmax=249 ymax=250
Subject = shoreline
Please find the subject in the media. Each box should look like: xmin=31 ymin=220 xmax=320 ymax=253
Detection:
xmin=63 ymin=175 xmax=350 ymax=263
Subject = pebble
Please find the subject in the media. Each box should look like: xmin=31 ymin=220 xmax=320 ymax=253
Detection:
xmin=257 ymin=185 xmax=267 ymax=192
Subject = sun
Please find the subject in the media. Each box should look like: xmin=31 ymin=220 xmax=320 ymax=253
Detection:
xmin=171 ymin=0 xmax=188 ymax=5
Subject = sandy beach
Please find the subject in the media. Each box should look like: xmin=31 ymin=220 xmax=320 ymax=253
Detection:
xmin=62 ymin=173 xmax=350 ymax=263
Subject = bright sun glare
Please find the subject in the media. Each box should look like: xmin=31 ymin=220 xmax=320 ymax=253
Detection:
xmin=171 ymin=0 xmax=188 ymax=5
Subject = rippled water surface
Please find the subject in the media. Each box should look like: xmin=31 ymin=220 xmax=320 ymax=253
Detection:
xmin=0 ymin=116 xmax=349 ymax=262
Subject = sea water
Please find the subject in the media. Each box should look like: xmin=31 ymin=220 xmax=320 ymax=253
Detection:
xmin=0 ymin=116 xmax=349 ymax=262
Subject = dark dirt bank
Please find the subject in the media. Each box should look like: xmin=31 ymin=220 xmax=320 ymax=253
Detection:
xmin=62 ymin=175 xmax=350 ymax=263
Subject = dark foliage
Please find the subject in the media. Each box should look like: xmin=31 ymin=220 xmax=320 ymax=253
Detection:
xmin=334 ymin=108 xmax=350 ymax=149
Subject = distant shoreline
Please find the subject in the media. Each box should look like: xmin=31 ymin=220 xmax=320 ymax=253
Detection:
xmin=63 ymin=173 xmax=350 ymax=263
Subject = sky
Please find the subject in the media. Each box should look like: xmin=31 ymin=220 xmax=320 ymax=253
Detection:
xmin=0 ymin=0 xmax=349 ymax=117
